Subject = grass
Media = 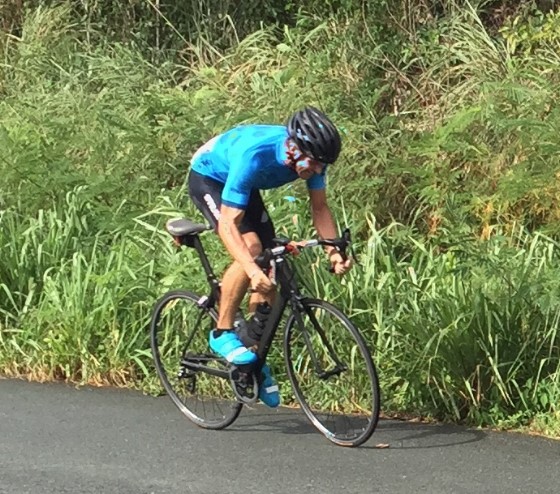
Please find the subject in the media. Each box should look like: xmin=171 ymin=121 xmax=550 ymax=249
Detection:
xmin=1 ymin=190 xmax=559 ymax=435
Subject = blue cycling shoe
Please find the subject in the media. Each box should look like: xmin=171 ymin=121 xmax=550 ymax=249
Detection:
xmin=209 ymin=330 xmax=257 ymax=365
xmin=259 ymin=364 xmax=280 ymax=408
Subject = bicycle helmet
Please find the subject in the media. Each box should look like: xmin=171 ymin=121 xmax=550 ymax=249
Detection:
xmin=287 ymin=107 xmax=342 ymax=164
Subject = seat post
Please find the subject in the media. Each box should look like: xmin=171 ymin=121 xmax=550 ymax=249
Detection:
xmin=192 ymin=235 xmax=221 ymax=294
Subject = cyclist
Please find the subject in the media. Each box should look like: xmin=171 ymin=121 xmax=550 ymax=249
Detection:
xmin=187 ymin=107 xmax=352 ymax=407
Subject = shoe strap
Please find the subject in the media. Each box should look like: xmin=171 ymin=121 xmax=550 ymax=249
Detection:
xmin=224 ymin=346 xmax=251 ymax=363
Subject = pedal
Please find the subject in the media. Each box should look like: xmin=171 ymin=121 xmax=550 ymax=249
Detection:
xmin=229 ymin=365 xmax=258 ymax=404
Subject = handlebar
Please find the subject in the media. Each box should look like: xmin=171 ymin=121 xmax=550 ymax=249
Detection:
xmin=254 ymin=228 xmax=353 ymax=272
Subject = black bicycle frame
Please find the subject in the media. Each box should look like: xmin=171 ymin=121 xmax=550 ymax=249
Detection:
xmin=180 ymin=231 xmax=345 ymax=380
xmin=189 ymin=234 xmax=221 ymax=308
xmin=180 ymin=255 xmax=295 ymax=376
xmin=251 ymin=258 xmax=299 ymax=373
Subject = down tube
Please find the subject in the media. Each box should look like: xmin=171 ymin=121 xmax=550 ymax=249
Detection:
xmin=255 ymin=293 xmax=288 ymax=365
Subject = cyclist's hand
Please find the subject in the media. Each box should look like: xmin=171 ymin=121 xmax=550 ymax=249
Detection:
xmin=329 ymin=251 xmax=353 ymax=275
xmin=250 ymin=270 xmax=274 ymax=293
xmin=287 ymin=240 xmax=306 ymax=256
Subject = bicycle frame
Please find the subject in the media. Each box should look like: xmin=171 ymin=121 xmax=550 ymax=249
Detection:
xmin=251 ymin=257 xmax=300 ymax=372
xmin=157 ymin=221 xmax=380 ymax=445
xmin=180 ymin=229 xmax=349 ymax=382
xmin=180 ymin=241 xmax=297 ymax=378
xmin=187 ymin=233 xmax=222 ymax=308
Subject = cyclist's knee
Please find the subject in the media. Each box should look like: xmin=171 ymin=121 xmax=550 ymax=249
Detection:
xmin=242 ymin=232 xmax=263 ymax=257
xmin=247 ymin=242 xmax=262 ymax=257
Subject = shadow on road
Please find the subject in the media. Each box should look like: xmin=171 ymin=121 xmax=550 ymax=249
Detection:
xmin=229 ymin=406 xmax=487 ymax=450
xmin=374 ymin=420 xmax=487 ymax=450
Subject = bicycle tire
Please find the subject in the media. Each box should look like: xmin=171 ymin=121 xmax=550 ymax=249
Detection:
xmin=150 ymin=289 xmax=242 ymax=429
xmin=284 ymin=298 xmax=380 ymax=447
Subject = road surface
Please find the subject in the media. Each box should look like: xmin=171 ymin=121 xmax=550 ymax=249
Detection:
xmin=1 ymin=379 xmax=559 ymax=493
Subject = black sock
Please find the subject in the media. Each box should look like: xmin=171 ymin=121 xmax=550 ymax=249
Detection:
xmin=214 ymin=328 xmax=233 ymax=338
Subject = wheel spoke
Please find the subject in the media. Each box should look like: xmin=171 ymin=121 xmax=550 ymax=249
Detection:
xmin=285 ymin=299 xmax=380 ymax=447
xmin=150 ymin=290 xmax=242 ymax=430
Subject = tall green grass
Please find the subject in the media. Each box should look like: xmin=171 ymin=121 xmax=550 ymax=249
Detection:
xmin=1 ymin=190 xmax=559 ymax=433
xmin=301 ymin=219 xmax=560 ymax=428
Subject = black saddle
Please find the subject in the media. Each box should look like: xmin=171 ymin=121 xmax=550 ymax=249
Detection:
xmin=166 ymin=218 xmax=211 ymax=237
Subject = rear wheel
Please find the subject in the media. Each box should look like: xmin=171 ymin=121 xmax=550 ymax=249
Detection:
xmin=284 ymin=298 xmax=380 ymax=447
xmin=150 ymin=290 xmax=242 ymax=429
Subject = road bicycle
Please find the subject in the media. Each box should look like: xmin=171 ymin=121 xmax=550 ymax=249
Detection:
xmin=149 ymin=217 xmax=380 ymax=447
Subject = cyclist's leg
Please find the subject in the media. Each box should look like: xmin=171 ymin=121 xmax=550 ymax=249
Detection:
xmin=189 ymin=172 xmax=276 ymax=321
xmin=187 ymin=171 xmax=279 ymax=392
xmin=217 ymin=232 xmax=260 ymax=328
xmin=240 ymin=189 xmax=277 ymax=313
xmin=187 ymin=170 xmax=221 ymax=230
xmin=216 ymin=204 xmax=276 ymax=325
xmin=238 ymin=192 xmax=280 ymax=407
xmin=188 ymin=171 xmax=256 ymax=364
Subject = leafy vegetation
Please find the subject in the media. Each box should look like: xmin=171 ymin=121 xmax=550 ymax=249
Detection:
xmin=1 ymin=1 xmax=560 ymax=435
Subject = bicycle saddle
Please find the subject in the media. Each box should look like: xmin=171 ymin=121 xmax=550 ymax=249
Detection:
xmin=166 ymin=218 xmax=211 ymax=236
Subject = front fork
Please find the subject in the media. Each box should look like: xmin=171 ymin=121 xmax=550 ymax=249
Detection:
xmin=290 ymin=298 xmax=347 ymax=379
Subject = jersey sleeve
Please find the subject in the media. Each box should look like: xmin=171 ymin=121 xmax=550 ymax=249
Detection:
xmin=221 ymin=153 xmax=258 ymax=209
xmin=306 ymin=168 xmax=326 ymax=190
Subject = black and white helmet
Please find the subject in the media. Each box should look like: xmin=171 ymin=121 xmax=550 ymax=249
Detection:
xmin=287 ymin=107 xmax=342 ymax=164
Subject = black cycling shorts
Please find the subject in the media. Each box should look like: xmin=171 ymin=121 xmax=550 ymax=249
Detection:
xmin=187 ymin=170 xmax=276 ymax=249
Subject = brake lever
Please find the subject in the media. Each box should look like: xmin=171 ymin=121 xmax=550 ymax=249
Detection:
xmin=343 ymin=228 xmax=359 ymax=264
xmin=248 ymin=249 xmax=276 ymax=293
xmin=254 ymin=249 xmax=273 ymax=270
xmin=272 ymin=237 xmax=290 ymax=246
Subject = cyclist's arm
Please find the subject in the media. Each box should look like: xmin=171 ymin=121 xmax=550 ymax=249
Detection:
xmin=309 ymin=189 xmax=353 ymax=274
xmin=308 ymin=188 xmax=338 ymax=256
xmin=217 ymin=152 xmax=260 ymax=274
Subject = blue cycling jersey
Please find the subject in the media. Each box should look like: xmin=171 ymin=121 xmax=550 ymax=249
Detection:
xmin=190 ymin=125 xmax=326 ymax=209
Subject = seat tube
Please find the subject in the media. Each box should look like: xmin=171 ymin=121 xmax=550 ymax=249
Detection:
xmin=193 ymin=236 xmax=220 ymax=296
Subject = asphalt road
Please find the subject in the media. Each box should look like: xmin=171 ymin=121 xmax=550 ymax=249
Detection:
xmin=1 ymin=378 xmax=559 ymax=494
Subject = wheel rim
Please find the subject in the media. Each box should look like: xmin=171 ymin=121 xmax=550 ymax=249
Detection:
xmin=151 ymin=292 xmax=242 ymax=428
xmin=285 ymin=301 xmax=380 ymax=446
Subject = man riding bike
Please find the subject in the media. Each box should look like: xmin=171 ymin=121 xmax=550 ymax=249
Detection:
xmin=187 ymin=107 xmax=352 ymax=408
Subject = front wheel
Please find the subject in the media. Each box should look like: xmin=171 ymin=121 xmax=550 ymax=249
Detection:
xmin=284 ymin=298 xmax=380 ymax=447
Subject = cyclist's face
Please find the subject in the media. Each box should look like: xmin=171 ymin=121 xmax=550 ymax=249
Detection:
xmin=285 ymin=139 xmax=326 ymax=179
xmin=295 ymin=156 xmax=326 ymax=180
